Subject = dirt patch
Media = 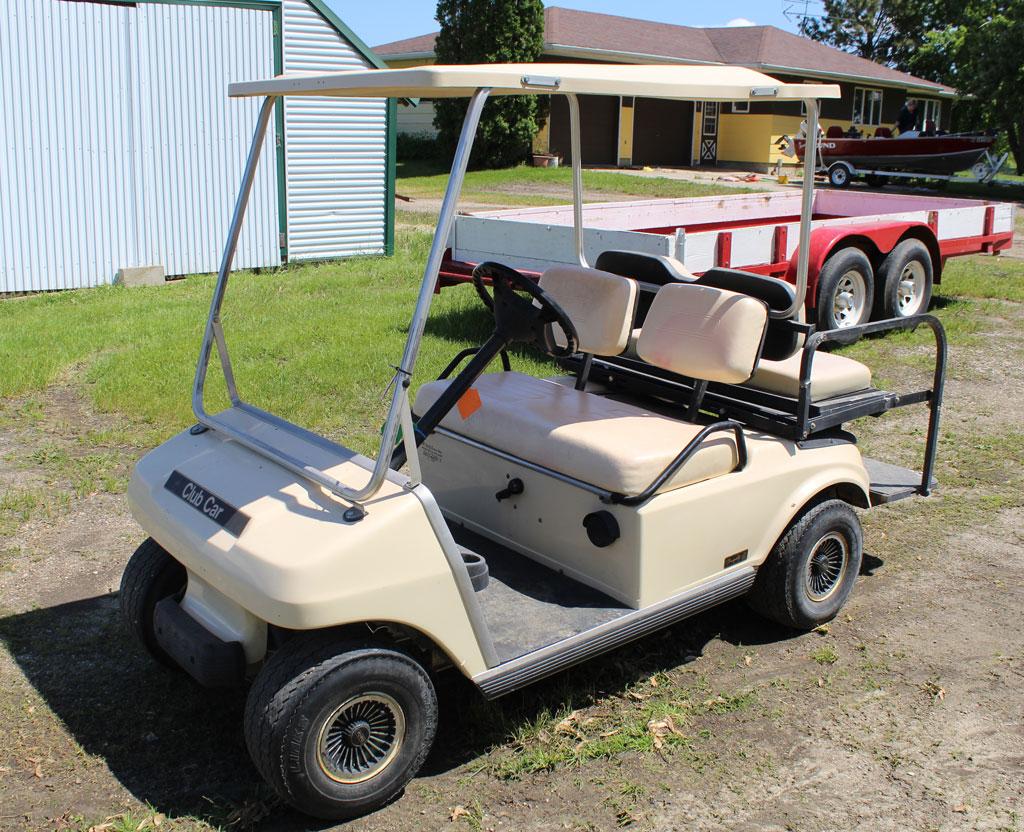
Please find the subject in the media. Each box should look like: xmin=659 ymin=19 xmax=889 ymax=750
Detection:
xmin=1 ymin=292 xmax=1022 ymax=831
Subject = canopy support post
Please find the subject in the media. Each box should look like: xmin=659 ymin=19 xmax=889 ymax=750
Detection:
xmin=566 ymin=92 xmax=587 ymax=267
xmin=193 ymin=95 xmax=276 ymax=418
xmin=775 ymin=97 xmax=818 ymax=320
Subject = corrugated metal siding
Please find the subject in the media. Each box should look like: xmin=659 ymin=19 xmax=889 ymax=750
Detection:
xmin=0 ymin=0 xmax=278 ymax=292
xmin=282 ymin=0 xmax=387 ymax=259
xmin=131 ymin=3 xmax=279 ymax=276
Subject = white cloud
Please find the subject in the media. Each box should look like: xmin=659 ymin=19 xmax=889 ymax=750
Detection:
xmin=725 ymin=17 xmax=756 ymax=26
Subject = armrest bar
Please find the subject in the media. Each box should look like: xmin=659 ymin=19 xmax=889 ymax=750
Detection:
xmin=797 ymin=314 xmax=947 ymax=495
xmin=610 ymin=420 xmax=748 ymax=506
xmin=439 ymin=346 xmax=511 ymax=380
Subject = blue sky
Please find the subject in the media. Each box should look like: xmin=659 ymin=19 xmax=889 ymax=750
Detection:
xmin=326 ymin=1 xmax=802 ymax=50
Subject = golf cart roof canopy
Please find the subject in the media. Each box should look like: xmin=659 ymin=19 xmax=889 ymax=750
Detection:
xmin=228 ymin=63 xmax=841 ymax=102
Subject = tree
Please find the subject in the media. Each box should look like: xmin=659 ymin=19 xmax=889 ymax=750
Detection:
xmin=910 ymin=2 xmax=1024 ymax=172
xmin=797 ymin=0 xmax=932 ymax=67
xmin=433 ymin=0 xmax=545 ymax=168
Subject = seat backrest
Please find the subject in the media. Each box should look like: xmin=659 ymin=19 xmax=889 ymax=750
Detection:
xmin=594 ymin=250 xmax=696 ymax=287
xmin=695 ymin=268 xmax=799 ymax=361
xmin=874 ymin=127 xmax=892 ymax=138
xmin=826 ymin=125 xmax=844 ymax=138
xmin=637 ymin=283 xmax=768 ymax=384
xmin=539 ymin=265 xmax=638 ymax=356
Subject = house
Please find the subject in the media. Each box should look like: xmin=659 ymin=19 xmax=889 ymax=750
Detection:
xmin=375 ymin=6 xmax=955 ymax=171
xmin=1 ymin=0 xmax=395 ymax=293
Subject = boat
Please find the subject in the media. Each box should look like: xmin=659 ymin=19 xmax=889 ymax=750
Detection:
xmin=792 ymin=130 xmax=996 ymax=175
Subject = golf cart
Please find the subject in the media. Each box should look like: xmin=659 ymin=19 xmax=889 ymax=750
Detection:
xmin=121 ymin=64 xmax=946 ymax=820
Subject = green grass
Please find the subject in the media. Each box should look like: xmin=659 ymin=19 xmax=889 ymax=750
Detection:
xmin=396 ymin=160 xmax=747 ymax=204
xmin=0 ymin=231 xmax=553 ymax=454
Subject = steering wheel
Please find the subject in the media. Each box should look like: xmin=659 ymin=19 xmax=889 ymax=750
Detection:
xmin=471 ymin=262 xmax=579 ymax=358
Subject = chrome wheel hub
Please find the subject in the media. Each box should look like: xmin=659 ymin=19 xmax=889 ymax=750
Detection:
xmin=317 ymin=693 xmax=405 ymax=784
xmin=895 ymin=261 xmax=926 ymax=316
xmin=805 ymin=531 xmax=849 ymax=602
xmin=832 ymin=270 xmax=867 ymax=327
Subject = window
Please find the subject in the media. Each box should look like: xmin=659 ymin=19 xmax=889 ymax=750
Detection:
xmin=732 ymin=101 xmax=750 ymax=114
xmin=702 ymin=101 xmax=719 ymax=136
xmin=852 ymin=87 xmax=883 ymax=125
xmin=919 ymin=99 xmax=941 ymax=129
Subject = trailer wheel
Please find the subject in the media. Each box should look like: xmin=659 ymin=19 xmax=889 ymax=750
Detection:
xmin=865 ymin=173 xmax=889 ymax=188
xmin=747 ymin=499 xmax=863 ymax=630
xmin=827 ymin=163 xmax=852 ymax=188
xmin=815 ymin=247 xmax=875 ymax=330
xmin=875 ymin=238 xmax=933 ymax=319
xmin=119 ymin=537 xmax=186 ymax=667
xmin=244 ymin=634 xmax=438 ymax=820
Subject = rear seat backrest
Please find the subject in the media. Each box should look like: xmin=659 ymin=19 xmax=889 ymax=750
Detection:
xmin=539 ymin=265 xmax=638 ymax=356
xmin=637 ymin=283 xmax=769 ymax=384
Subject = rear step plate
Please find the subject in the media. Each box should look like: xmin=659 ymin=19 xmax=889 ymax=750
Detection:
xmin=863 ymin=457 xmax=937 ymax=504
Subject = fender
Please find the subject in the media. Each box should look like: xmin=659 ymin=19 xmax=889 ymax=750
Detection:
xmin=786 ymin=221 xmax=940 ymax=298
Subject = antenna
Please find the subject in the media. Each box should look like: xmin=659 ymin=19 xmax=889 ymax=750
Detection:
xmin=782 ymin=0 xmax=824 ymax=27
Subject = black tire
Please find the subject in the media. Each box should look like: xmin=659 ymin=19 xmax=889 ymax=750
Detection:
xmin=865 ymin=173 xmax=889 ymax=188
xmin=875 ymin=238 xmax=934 ymax=319
xmin=747 ymin=499 xmax=863 ymax=630
xmin=814 ymin=247 xmax=875 ymax=331
xmin=244 ymin=635 xmax=438 ymax=820
xmin=827 ymin=163 xmax=852 ymax=188
xmin=119 ymin=537 xmax=187 ymax=667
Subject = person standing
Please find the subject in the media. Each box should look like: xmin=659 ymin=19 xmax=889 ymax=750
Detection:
xmin=896 ymin=100 xmax=919 ymax=136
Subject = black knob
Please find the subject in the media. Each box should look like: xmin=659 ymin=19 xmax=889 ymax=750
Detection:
xmin=495 ymin=478 xmax=524 ymax=502
xmin=583 ymin=511 xmax=620 ymax=547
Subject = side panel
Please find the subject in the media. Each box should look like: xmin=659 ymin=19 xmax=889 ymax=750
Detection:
xmin=282 ymin=0 xmax=387 ymax=260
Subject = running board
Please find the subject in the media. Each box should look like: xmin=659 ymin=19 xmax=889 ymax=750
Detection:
xmin=472 ymin=567 xmax=756 ymax=699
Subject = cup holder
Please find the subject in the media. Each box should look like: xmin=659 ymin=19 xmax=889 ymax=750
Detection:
xmin=460 ymin=548 xmax=490 ymax=592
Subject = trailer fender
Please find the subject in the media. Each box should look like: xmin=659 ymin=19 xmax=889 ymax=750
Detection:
xmin=787 ymin=221 xmax=941 ymax=302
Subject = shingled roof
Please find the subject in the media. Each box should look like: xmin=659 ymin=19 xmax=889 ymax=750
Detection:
xmin=374 ymin=6 xmax=954 ymax=96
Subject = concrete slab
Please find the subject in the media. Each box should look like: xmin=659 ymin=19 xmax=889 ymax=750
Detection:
xmin=115 ymin=266 xmax=166 ymax=287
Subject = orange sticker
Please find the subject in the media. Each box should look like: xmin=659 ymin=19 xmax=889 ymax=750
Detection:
xmin=457 ymin=387 xmax=482 ymax=420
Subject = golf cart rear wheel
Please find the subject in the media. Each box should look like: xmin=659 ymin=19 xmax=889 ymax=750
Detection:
xmin=747 ymin=499 xmax=863 ymax=630
xmin=119 ymin=537 xmax=186 ymax=667
xmin=244 ymin=636 xmax=437 ymax=820
xmin=876 ymin=238 xmax=933 ymax=319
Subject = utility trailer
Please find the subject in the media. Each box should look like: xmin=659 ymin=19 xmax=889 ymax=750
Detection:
xmin=438 ymin=188 xmax=1015 ymax=330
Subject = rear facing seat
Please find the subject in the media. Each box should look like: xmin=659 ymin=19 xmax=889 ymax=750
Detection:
xmin=415 ymin=270 xmax=769 ymax=498
xmin=597 ymin=255 xmax=873 ymax=402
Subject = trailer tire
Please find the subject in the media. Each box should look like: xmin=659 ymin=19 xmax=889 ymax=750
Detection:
xmin=875 ymin=238 xmax=933 ymax=319
xmin=747 ymin=499 xmax=863 ymax=630
xmin=865 ymin=173 xmax=889 ymax=188
xmin=244 ymin=634 xmax=438 ymax=820
xmin=119 ymin=537 xmax=187 ymax=667
xmin=827 ymin=163 xmax=853 ymax=188
xmin=815 ymin=247 xmax=875 ymax=330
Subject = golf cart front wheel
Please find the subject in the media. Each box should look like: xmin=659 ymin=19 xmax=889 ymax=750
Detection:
xmin=244 ymin=636 xmax=438 ymax=820
xmin=119 ymin=537 xmax=186 ymax=667
xmin=747 ymin=499 xmax=863 ymax=630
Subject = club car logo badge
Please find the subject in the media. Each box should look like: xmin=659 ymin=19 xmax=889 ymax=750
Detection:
xmin=164 ymin=471 xmax=250 ymax=536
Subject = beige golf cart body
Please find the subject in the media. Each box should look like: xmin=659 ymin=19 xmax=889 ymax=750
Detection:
xmin=127 ymin=64 xmax=942 ymax=695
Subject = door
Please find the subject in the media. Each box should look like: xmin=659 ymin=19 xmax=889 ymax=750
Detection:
xmin=699 ymin=101 xmax=719 ymax=165
xmin=632 ymin=98 xmax=693 ymax=167
xmin=549 ymin=94 xmax=619 ymax=166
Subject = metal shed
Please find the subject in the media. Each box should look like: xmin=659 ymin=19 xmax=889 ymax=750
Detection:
xmin=0 ymin=0 xmax=395 ymax=293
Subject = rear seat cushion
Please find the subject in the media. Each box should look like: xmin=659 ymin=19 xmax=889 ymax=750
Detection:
xmin=745 ymin=351 xmax=872 ymax=401
xmin=415 ymin=372 xmax=739 ymax=496
xmin=637 ymin=284 xmax=768 ymax=384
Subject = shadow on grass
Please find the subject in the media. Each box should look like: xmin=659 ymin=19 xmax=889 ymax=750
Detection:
xmin=0 ymin=553 xmax=885 ymax=828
